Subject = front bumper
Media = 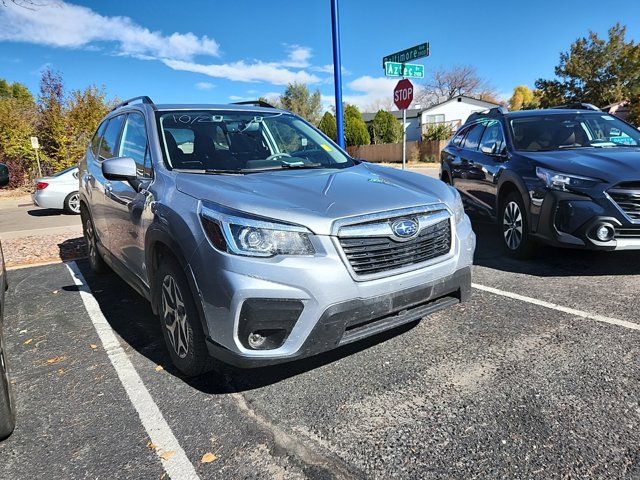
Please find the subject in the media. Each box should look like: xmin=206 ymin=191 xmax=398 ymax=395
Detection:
xmin=188 ymin=214 xmax=476 ymax=367
xmin=531 ymin=189 xmax=640 ymax=251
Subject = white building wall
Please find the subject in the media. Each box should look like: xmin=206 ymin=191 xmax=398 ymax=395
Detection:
xmin=420 ymin=97 xmax=499 ymax=127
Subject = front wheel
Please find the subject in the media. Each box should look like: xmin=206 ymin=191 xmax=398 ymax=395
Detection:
xmin=157 ymin=255 xmax=215 ymax=377
xmin=500 ymin=192 xmax=535 ymax=259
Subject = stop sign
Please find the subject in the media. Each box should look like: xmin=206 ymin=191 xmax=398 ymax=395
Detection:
xmin=394 ymin=79 xmax=414 ymax=110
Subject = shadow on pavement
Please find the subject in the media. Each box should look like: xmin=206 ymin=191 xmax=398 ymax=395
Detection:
xmin=71 ymin=259 xmax=419 ymax=394
xmin=471 ymin=214 xmax=640 ymax=277
xmin=57 ymin=237 xmax=87 ymax=262
xmin=27 ymin=208 xmax=66 ymax=217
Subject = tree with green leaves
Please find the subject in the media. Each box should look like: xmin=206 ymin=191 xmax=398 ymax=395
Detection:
xmin=317 ymin=111 xmax=337 ymax=141
xmin=535 ymin=23 xmax=640 ymax=108
xmin=369 ymin=110 xmax=402 ymax=144
xmin=343 ymin=105 xmax=370 ymax=147
xmin=37 ymin=68 xmax=67 ymax=169
xmin=65 ymin=86 xmax=111 ymax=167
xmin=279 ymin=82 xmax=322 ymax=124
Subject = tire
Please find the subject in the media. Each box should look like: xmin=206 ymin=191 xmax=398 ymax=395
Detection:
xmin=156 ymin=255 xmax=215 ymax=377
xmin=500 ymin=192 xmax=536 ymax=259
xmin=0 ymin=334 xmax=16 ymax=440
xmin=64 ymin=191 xmax=81 ymax=215
xmin=81 ymin=208 xmax=109 ymax=274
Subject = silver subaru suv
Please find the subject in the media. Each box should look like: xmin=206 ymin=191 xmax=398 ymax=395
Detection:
xmin=79 ymin=97 xmax=476 ymax=376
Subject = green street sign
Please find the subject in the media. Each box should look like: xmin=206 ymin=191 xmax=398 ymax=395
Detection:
xmin=385 ymin=62 xmax=424 ymax=78
xmin=382 ymin=42 xmax=429 ymax=68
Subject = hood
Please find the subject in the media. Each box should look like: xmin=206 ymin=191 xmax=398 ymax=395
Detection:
xmin=175 ymin=163 xmax=454 ymax=234
xmin=522 ymin=148 xmax=640 ymax=183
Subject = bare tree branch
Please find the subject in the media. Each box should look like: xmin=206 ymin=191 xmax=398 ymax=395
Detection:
xmin=416 ymin=65 xmax=500 ymax=107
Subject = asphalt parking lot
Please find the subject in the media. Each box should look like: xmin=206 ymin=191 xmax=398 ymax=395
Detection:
xmin=0 ymin=215 xmax=639 ymax=479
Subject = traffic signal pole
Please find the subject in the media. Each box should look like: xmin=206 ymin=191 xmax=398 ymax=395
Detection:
xmin=330 ymin=0 xmax=345 ymax=148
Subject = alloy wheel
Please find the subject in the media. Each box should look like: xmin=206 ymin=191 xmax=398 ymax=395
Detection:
xmin=68 ymin=193 xmax=81 ymax=214
xmin=503 ymin=201 xmax=523 ymax=250
xmin=161 ymin=274 xmax=190 ymax=358
xmin=85 ymin=218 xmax=97 ymax=263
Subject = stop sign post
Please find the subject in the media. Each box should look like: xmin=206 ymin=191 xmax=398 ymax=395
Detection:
xmin=394 ymin=79 xmax=414 ymax=169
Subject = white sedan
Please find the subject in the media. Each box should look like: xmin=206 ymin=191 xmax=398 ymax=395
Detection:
xmin=32 ymin=166 xmax=81 ymax=215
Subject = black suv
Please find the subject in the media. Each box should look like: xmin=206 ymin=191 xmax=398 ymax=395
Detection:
xmin=440 ymin=105 xmax=640 ymax=257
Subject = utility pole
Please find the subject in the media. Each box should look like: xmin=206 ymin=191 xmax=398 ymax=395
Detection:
xmin=330 ymin=0 xmax=345 ymax=148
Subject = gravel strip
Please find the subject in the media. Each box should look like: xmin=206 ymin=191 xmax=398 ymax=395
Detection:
xmin=3 ymin=232 xmax=86 ymax=267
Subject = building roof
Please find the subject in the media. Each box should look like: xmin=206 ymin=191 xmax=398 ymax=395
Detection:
xmin=361 ymin=108 xmax=421 ymax=123
xmin=419 ymin=95 xmax=501 ymax=114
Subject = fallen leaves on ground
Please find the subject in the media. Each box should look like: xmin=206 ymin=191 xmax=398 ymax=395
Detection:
xmin=201 ymin=452 xmax=217 ymax=463
xmin=23 ymin=338 xmax=33 ymax=345
xmin=155 ymin=365 xmax=164 ymax=372
xmin=45 ymin=356 xmax=66 ymax=365
xmin=160 ymin=450 xmax=175 ymax=461
xmin=90 ymin=344 xmax=98 ymax=350
xmin=147 ymin=441 xmax=157 ymax=451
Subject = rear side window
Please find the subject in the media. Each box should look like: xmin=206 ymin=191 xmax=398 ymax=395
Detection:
xmin=119 ymin=113 xmax=151 ymax=177
xmin=90 ymin=121 xmax=107 ymax=157
xmin=462 ymin=123 xmax=485 ymax=150
xmin=99 ymin=115 xmax=125 ymax=160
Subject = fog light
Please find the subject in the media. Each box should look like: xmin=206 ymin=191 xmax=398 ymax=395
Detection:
xmin=595 ymin=224 xmax=614 ymax=242
xmin=247 ymin=332 xmax=267 ymax=349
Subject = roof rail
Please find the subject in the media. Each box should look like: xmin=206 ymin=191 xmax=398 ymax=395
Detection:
xmin=111 ymin=96 xmax=156 ymax=112
xmin=466 ymin=106 xmax=508 ymax=124
xmin=231 ymin=100 xmax=276 ymax=109
xmin=552 ymin=102 xmax=601 ymax=111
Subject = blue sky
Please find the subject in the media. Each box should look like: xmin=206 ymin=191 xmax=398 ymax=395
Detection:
xmin=1 ymin=0 xmax=639 ymax=111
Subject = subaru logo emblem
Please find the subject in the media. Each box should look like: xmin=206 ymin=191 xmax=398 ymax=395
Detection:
xmin=391 ymin=219 xmax=419 ymax=238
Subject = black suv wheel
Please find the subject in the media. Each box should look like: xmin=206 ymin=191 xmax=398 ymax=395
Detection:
xmin=500 ymin=192 xmax=535 ymax=259
xmin=0 ymin=334 xmax=16 ymax=440
xmin=81 ymin=208 xmax=109 ymax=273
xmin=156 ymin=255 xmax=215 ymax=377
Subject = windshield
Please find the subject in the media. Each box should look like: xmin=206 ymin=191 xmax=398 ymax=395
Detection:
xmin=509 ymin=113 xmax=640 ymax=152
xmin=156 ymin=110 xmax=354 ymax=172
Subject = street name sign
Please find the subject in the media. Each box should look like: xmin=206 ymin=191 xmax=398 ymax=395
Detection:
xmin=382 ymin=42 xmax=429 ymax=68
xmin=385 ymin=62 xmax=424 ymax=78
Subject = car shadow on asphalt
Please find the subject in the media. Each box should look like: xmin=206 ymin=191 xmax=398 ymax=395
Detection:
xmin=72 ymin=259 xmax=420 ymax=393
xmin=27 ymin=208 xmax=65 ymax=217
xmin=470 ymin=215 xmax=640 ymax=277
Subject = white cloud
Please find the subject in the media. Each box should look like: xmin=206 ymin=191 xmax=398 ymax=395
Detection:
xmin=0 ymin=2 xmax=326 ymax=89
xmin=0 ymin=1 xmax=219 ymax=60
xmin=329 ymin=76 xmax=398 ymax=111
xmin=279 ymin=44 xmax=312 ymax=68
xmin=163 ymin=59 xmax=321 ymax=86
xmin=195 ymin=82 xmax=215 ymax=90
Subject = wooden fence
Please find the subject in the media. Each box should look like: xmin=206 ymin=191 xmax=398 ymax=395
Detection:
xmin=346 ymin=140 xmax=447 ymax=163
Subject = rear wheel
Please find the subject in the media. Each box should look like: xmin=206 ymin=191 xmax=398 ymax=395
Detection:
xmin=82 ymin=209 xmax=108 ymax=273
xmin=500 ymin=192 xmax=535 ymax=259
xmin=64 ymin=192 xmax=81 ymax=215
xmin=0 ymin=335 xmax=16 ymax=440
xmin=157 ymin=255 xmax=215 ymax=377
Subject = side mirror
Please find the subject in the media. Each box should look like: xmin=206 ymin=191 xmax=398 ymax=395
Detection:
xmin=480 ymin=145 xmax=495 ymax=155
xmin=0 ymin=163 xmax=9 ymax=188
xmin=102 ymin=156 xmax=137 ymax=181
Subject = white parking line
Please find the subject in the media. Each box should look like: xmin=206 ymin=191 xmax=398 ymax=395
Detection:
xmin=66 ymin=262 xmax=200 ymax=480
xmin=472 ymin=283 xmax=640 ymax=331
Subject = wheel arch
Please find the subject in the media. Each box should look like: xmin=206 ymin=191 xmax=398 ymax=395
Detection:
xmin=496 ymin=173 xmax=531 ymax=225
xmin=145 ymin=229 xmax=211 ymax=338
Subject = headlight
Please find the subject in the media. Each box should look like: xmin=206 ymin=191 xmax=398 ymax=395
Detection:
xmin=535 ymin=167 xmax=599 ymax=191
xmin=450 ymin=187 xmax=465 ymax=223
xmin=200 ymin=203 xmax=315 ymax=257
